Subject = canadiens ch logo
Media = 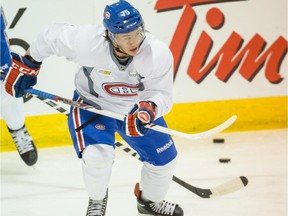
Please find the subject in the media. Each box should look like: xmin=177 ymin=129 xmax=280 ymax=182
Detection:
xmin=104 ymin=11 xmax=110 ymax=20
xmin=102 ymin=82 xmax=139 ymax=96
xmin=95 ymin=124 xmax=105 ymax=130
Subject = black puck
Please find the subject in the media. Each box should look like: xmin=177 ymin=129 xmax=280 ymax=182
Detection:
xmin=213 ymin=138 xmax=225 ymax=143
xmin=219 ymin=158 xmax=231 ymax=163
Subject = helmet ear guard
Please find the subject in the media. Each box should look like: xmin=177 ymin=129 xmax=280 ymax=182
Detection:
xmin=108 ymin=31 xmax=115 ymax=42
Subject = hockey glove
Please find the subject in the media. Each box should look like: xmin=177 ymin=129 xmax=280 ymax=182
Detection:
xmin=123 ymin=101 xmax=157 ymax=137
xmin=4 ymin=52 xmax=41 ymax=98
xmin=137 ymin=101 xmax=156 ymax=124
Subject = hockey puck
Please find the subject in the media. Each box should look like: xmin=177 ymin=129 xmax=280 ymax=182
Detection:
xmin=213 ymin=138 xmax=225 ymax=143
xmin=219 ymin=158 xmax=231 ymax=163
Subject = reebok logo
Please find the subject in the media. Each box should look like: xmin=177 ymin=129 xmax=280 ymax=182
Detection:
xmin=156 ymin=139 xmax=173 ymax=154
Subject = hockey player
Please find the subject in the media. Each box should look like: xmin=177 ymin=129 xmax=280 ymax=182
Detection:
xmin=3 ymin=1 xmax=184 ymax=215
xmin=0 ymin=7 xmax=38 ymax=166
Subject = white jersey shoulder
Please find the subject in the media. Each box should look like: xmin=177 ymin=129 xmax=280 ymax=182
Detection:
xmin=30 ymin=23 xmax=108 ymax=66
xmin=135 ymin=33 xmax=173 ymax=78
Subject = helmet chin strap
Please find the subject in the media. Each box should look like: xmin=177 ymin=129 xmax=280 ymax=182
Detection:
xmin=107 ymin=31 xmax=130 ymax=57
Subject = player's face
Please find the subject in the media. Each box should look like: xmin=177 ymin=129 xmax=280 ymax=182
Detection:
xmin=115 ymin=27 xmax=145 ymax=56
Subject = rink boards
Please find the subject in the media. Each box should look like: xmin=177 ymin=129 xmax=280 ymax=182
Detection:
xmin=0 ymin=95 xmax=286 ymax=152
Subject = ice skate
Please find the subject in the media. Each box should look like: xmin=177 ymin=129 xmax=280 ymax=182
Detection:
xmin=8 ymin=125 xmax=38 ymax=166
xmin=134 ymin=183 xmax=184 ymax=216
xmin=86 ymin=191 xmax=108 ymax=216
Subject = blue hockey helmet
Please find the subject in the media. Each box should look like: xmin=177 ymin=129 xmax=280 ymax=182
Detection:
xmin=103 ymin=0 xmax=144 ymax=34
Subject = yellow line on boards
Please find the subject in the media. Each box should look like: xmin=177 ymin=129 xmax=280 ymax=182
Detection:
xmin=1 ymin=114 xmax=72 ymax=152
xmin=165 ymin=96 xmax=287 ymax=133
xmin=0 ymin=96 xmax=287 ymax=152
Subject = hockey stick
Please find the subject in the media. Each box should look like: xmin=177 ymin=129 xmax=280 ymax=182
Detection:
xmin=25 ymin=89 xmax=248 ymax=198
xmin=25 ymin=88 xmax=237 ymax=140
xmin=115 ymin=141 xmax=248 ymax=198
xmin=28 ymin=94 xmax=70 ymax=115
xmin=24 ymin=92 xmax=214 ymax=196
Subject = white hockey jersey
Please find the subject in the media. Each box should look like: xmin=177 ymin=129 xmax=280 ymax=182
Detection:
xmin=29 ymin=23 xmax=174 ymax=118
